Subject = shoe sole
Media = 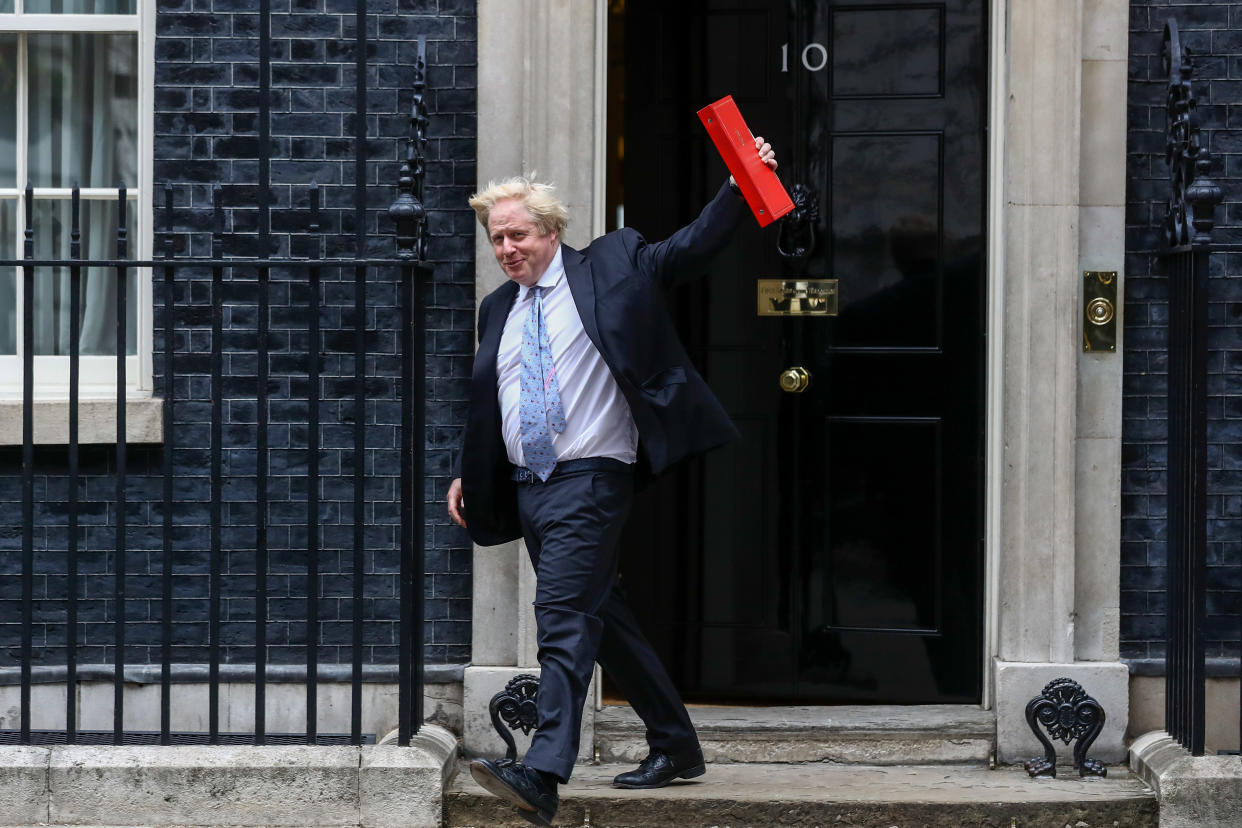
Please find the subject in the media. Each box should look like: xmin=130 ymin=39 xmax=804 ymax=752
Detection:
xmin=468 ymin=760 xmax=556 ymax=827
xmin=612 ymin=762 xmax=706 ymax=790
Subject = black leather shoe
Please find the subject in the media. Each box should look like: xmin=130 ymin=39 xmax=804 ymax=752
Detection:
xmin=612 ymin=747 xmax=706 ymax=789
xmin=469 ymin=758 xmax=558 ymax=826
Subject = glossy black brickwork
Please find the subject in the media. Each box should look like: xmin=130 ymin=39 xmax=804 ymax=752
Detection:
xmin=0 ymin=0 xmax=476 ymax=669
xmin=1125 ymin=3 xmax=1242 ymax=664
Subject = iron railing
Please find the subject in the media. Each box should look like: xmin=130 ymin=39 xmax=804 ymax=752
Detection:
xmin=1158 ymin=18 xmax=1227 ymax=757
xmin=1 ymin=22 xmax=432 ymax=748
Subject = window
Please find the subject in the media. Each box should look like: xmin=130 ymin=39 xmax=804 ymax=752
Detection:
xmin=0 ymin=0 xmax=152 ymax=397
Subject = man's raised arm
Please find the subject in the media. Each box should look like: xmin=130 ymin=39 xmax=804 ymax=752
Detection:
xmin=636 ymin=136 xmax=777 ymax=285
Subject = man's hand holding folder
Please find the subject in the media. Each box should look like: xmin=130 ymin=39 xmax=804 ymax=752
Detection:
xmin=698 ymin=95 xmax=790 ymax=227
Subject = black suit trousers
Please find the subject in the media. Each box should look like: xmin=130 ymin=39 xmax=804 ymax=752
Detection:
xmin=516 ymin=466 xmax=697 ymax=782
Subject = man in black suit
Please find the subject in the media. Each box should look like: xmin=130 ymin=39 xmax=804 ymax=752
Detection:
xmin=448 ymin=139 xmax=776 ymax=826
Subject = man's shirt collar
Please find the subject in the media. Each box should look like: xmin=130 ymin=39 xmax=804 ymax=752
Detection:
xmin=517 ymin=247 xmax=565 ymax=301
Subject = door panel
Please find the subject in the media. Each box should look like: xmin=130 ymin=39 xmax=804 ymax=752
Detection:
xmin=614 ymin=0 xmax=986 ymax=704
xmin=830 ymin=131 xmax=942 ymax=346
xmin=831 ymin=7 xmax=943 ymax=98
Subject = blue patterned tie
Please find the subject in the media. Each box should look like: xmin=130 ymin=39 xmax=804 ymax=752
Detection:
xmin=519 ymin=286 xmax=566 ymax=480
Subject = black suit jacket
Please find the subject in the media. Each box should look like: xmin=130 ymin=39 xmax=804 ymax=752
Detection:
xmin=459 ymin=182 xmax=748 ymax=546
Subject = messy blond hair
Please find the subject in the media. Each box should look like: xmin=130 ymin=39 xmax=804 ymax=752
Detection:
xmin=468 ymin=176 xmax=569 ymax=238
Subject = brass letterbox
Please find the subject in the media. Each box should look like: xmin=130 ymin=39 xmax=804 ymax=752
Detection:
xmin=757 ymin=279 xmax=839 ymax=317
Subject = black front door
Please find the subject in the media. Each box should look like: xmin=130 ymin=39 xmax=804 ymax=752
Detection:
xmin=611 ymin=0 xmax=987 ymax=703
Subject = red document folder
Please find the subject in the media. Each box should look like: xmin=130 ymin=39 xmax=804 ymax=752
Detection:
xmin=697 ymin=95 xmax=794 ymax=227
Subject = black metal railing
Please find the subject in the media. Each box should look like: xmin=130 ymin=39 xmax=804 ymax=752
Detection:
xmin=1159 ymin=19 xmax=1226 ymax=757
xmin=1 ymin=24 xmax=432 ymax=748
xmin=1163 ymin=244 xmax=1209 ymax=756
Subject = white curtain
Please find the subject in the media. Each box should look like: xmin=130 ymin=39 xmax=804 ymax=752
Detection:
xmin=1 ymin=34 xmax=16 ymax=355
xmin=25 ymin=2 xmax=136 ymax=16
xmin=27 ymin=31 xmax=137 ymax=355
xmin=0 ymin=204 xmax=13 ymax=356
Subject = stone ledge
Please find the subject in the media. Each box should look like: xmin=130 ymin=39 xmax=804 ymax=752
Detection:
xmin=365 ymin=726 xmax=460 ymax=828
xmin=0 ymin=745 xmax=49 ymax=825
xmin=0 ymin=396 xmax=163 ymax=445
xmin=48 ymin=744 xmax=362 ymax=827
xmin=1129 ymin=730 xmax=1242 ymax=828
xmin=1126 ymin=657 xmax=1241 ymax=678
xmin=0 ymin=662 xmax=466 ymax=685
xmin=0 ymin=725 xmax=457 ymax=828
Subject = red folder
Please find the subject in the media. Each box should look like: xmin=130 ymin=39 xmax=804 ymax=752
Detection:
xmin=697 ymin=95 xmax=794 ymax=227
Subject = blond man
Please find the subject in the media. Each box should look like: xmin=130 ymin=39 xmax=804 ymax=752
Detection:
xmin=450 ymin=141 xmax=776 ymax=826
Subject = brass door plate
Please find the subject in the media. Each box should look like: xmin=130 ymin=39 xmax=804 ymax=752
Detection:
xmin=757 ymin=279 xmax=839 ymax=316
xmin=1083 ymin=271 xmax=1117 ymax=352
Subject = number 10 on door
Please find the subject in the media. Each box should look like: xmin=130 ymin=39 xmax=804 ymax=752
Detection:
xmin=781 ymin=42 xmax=829 ymax=72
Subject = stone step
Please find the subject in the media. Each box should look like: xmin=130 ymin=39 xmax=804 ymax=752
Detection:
xmin=595 ymin=704 xmax=996 ymax=765
xmin=445 ymin=761 xmax=1158 ymax=828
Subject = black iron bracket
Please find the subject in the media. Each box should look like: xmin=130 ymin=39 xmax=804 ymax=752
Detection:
xmin=1023 ymin=677 xmax=1107 ymax=778
xmin=488 ymin=674 xmax=540 ymax=763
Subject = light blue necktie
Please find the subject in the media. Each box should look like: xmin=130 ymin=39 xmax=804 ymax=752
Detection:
xmin=519 ymin=286 xmax=566 ymax=480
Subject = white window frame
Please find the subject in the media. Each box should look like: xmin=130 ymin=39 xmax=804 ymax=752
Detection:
xmin=0 ymin=0 xmax=155 ymax=401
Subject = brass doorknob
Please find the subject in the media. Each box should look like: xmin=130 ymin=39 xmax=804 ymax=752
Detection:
xmin=779 ymin=366 xmax=810 ymax=393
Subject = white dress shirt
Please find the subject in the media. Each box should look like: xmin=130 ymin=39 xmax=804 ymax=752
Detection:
xmin=496 ymin=248 xmax=638 ymax=468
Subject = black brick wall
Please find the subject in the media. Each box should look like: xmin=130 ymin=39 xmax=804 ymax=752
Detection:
xmin=0 ymin=0 xmax=476 ymax=669
xmin=1125 ymin=2 xmax=1242 ymax=665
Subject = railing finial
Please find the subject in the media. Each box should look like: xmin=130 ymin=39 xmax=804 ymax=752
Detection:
xmin=1163 ymin=19 xmax=1221 ymax=248
xmin=389 ymin=36 xmax=429 ymax=261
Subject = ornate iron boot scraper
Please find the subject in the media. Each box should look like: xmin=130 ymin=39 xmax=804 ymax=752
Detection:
xmin=1023 ymin=677 xmax=1107 ymax=778
xmin=489 ymin=674 xmax=540 ymax=763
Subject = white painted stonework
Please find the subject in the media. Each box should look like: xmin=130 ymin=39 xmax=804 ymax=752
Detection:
xmin=987 ymin=0 xmax=1131 ymax=762
xmin=995 ymin=661 xmax=1130 ymax=765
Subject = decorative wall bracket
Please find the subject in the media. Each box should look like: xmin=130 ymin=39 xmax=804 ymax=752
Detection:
xmin=1023 ymin=677 xmax=1107 ymax=778
xmin=488 ymin=673 xmax=540 ymax=763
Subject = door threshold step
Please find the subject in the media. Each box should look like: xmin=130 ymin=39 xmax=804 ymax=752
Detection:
xmin=595 ymin=704 xmax=996 ymax=764
xmin=445 ymin=760 xmax=1157 ymax=828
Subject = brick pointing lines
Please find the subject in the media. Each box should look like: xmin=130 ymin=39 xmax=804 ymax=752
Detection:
xmin=1124 ymin=2 xmax=1241 ymax=662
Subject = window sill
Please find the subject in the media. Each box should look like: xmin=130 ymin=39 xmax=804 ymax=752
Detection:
xmin=0 ymin=396 xmax=164 ymax=446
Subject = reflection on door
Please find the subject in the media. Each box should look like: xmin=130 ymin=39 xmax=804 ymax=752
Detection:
xmin=611 ymin=0 xmax=987 ymax=704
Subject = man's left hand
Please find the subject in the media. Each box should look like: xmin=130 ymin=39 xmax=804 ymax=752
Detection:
xmin=754 ymin=136 xmax=777 ymax=171
xmin=730 ymin=137 xmax=777 ymax=191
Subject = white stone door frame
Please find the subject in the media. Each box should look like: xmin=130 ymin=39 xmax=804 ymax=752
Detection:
xmin=464 ymin=0 xmax=1133 ymax=766
xmin=986 ymin=0 xmax=1131 ymax=763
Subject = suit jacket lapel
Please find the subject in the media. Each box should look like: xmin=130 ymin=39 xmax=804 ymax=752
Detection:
xmin=470 ymin=280 xmax=518 ymax=441
xmin=562 ymin=244 xmax=602 ymax=351
xmin=477 ymin=280 xmax=518 ymax=374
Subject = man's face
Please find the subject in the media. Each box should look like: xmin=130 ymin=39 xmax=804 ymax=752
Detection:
xmin=488 ymin=199 xmax=559 ymax=287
